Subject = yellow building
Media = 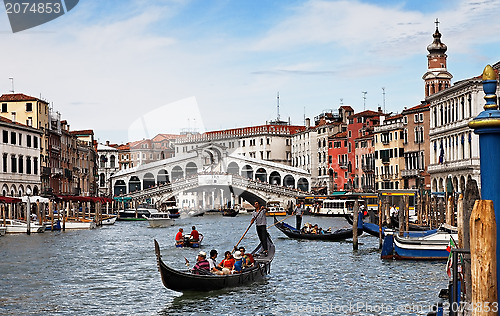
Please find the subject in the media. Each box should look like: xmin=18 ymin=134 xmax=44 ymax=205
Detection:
xmin=373 ymin=114 xmax=405 ymax=190
xmin=0 ymin=93 xmax=50 ymax=191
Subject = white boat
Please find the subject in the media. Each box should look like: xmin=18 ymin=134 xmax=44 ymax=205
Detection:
xmin=62 ymin=218 xmax=97 ymax=230
xmin=142 ymin=212 xmax=174 ymax=228
xmin=2 ymin=219 xmax=45 ymax=234
xmin=101 ymin=215 xmax=117 ymax=225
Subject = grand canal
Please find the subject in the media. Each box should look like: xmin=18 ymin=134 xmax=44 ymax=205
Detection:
xmin=0 ymin=213 xmax=448 ymax=315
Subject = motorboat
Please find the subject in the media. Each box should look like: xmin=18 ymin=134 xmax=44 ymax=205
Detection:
xmin=143 ymin=212 xmax=174 ymax=228
xmin=2 ymin=219 xmax=45 ymax=234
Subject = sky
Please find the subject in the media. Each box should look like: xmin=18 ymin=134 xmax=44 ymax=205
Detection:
xmin=1 ymin=0 xmax=500 ymax=144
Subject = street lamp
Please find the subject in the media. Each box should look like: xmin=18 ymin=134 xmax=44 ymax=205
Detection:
xmin=26 ymin=187 xmax=31 ymax=235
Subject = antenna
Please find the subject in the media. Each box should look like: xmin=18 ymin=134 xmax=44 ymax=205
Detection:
xmin=303 ymin=106 xmax=306 ymax=125
xmin=277 ymin=91 xmax=280 ymax=121
xmin=362 ymin=91 xmax=367 ymax=110
xmin=340 ymin=98 xmax=343 ymax=105
xmin=8 ymin=77 xmax=14 ymax=93
xmin=382 ymin=87 xmax=386 ymax=113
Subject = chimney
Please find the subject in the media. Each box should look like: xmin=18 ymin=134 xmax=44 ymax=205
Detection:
xmin=11 ymin=112 xmax=16 ymax=123
xmin=305 ymin=118 xmax=310 ymax=129
xmin=106 ymin=140 xmax=110 ymax=146
xmin=378 ymin=106 xmax=382 ymax=113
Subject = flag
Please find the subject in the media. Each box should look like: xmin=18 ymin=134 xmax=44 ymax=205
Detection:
xmin=439 ymin=144 xmax=444 ymax=164
xmin=446 ymin=237 xmax=456 ymax=278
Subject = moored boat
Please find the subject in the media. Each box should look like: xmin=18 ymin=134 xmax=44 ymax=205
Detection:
xmin=2 ymin=219 xmax=45 ymax=234
xmin=222 ymin=209 xmax=239 ymax=217
xmin=118 ymin=207 xmax=154 ymax=221
xmin=62 ymin=218 xmax=97 ymax=229
xmin=273 ymin=216 xmax=362 ymax=241
xmin=154 ymin=233 xmax=274 ymax=292
xmin=101 ymin=214 xmax=117 ymax=225
xmin=381 ymin=229 xmax=457 ymax=260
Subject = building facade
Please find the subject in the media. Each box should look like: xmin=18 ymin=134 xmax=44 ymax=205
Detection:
xmin=0 ymin=116 xmax=42 ymax=196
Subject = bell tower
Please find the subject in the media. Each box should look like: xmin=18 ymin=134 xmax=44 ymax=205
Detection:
xmin=423 ymin=19 xmax=453 ymax=98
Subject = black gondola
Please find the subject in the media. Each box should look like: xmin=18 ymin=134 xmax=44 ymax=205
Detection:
xmin=273 ymin=217 xmax=362 ymax=241
xmin=222 ymin=209 xmax=239 ymax=217
xmin=154 ymin=234 xmax=274 ymax=292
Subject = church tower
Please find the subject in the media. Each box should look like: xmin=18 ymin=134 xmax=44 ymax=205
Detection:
xmin=423 ymin=19 xmax=452 ymax=98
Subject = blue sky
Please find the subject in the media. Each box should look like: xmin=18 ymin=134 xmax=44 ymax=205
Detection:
xmin=1 ymin=0 xmax=500 ymax=143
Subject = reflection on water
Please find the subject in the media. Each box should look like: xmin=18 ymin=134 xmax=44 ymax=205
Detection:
xmin=0 ymin=215 xmax=447 ymax=315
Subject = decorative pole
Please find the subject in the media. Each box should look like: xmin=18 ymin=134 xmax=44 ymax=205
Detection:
xmin=468 ymin=64 xmax=500 ymax=301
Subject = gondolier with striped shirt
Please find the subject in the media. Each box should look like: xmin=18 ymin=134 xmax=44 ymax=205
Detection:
xmin=294 ymin=202 xmax=304 ymax=230
xmin=251 ymin=201 xmax=268 ymax=255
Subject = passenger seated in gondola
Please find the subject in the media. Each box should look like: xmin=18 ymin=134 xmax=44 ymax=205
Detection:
xmin=326 ymin=227 xmax=332 ymax=233
xmin=218 ymin=251 xmax=235 ymax=275
xmin=311 ymin=224 xmax=319 ymax=234
xmin=232 ymin=251 xmax=243 ymax=273
xmin=175 ymin=228 xmax=184 ymax=246
xmin=192 ymin=251 xmax=211 ymax=275
xmin=301 ymin=223 xmax=311 ymax=234
xmin=189 ymin=226 xmax=200 ymax=245
xmin=208 ymin=249 xmax=223 ymax=275
xmin=238 ymin=246 xmax=254 ymax=268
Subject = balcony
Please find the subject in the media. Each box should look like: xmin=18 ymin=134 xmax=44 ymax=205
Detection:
xmin=401 ymin=169 xmax=420 ymax=177
xmin=339 ymin=163 xmax=348 ymax=169
xmin=428 ymin=158 xmax=480 ymax=173
xmin=362 ymin=164 xmax=375 ymax=172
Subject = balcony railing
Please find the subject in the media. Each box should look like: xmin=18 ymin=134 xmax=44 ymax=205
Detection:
xmin=401 ymin=169 xmax=420 ymax=177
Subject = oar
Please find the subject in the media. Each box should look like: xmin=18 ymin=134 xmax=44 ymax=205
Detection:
xmin=267 ymin=213 xmax=295 ymax=229
xmin=233 ymin=220 xmax=255 ymax=253
xmin=183 ymin=256 xmax=190 ymax=267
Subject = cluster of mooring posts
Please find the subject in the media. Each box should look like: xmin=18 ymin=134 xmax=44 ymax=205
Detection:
xmin=348 ymin=65 xmax=500 ymax=316
xmin=0 ymin=193 xmax=116 ymax=234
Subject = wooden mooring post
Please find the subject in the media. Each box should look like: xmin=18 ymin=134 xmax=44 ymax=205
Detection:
xmin=470 ymin=200 xmax=497 ymax=315
xmin=352 ymin=200 xmax=359 ymax=251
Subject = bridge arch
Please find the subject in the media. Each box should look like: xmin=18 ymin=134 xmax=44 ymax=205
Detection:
xmin=297 ymin=178 xmax=309 ymax=192
xmin=157 ymin=169 xmax=169 ymax=184
xmin=171 ymin=166 xmax=184 ymax=181
xmin=227 ymin=162 xmax=239 ymax=175
xmin=129 ymin=176 xmax=141 ymax=192
xmin=185 ymin=162 xmax=198 ymax=177
xmin=255 ymin=168 xmax=267 ymax=182
xmin=283 ymin=174 xmax=295 ymax=188
xmin=241 ymin=165 xmax=253 ymax=179
xmin=269 ymin=171 xmax=281 ymax=186
xmin=143 ymin=172 xmax=156 ymax=189
xmin=114 ymin=180 xmax=126 ymax=195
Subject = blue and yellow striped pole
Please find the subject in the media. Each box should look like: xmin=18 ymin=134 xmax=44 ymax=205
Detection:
xmin=469 ymin=64 xmax=500 ymax=301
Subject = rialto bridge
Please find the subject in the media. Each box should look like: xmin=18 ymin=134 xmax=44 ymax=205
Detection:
xmin=110 ymin=144 xmax=311 ymax=208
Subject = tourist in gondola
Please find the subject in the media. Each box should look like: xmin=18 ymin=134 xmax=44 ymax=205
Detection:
xmin=175 ymin=228 xmax=184 ymax=246
xmin=232 ymin=251 xmax=243 ymax=273
xmin=208 ymin=249 xmax=223 ymax=275
xmin=189 ymin=226 xmax=200 ymax=246
xmin=294 ymin=202 xmax=304 ymax=230
xmin=251 ymin=201 xmax=268 ymax=255
xmin=218 ymin=251 xmax=235 ymax=275
xmin=191 ymin=251 xmax=211 ymax=275
xmin=238 ymin=246 xmax=254 ymax=268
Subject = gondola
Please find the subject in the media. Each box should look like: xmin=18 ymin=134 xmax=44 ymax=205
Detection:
xmin=273 ymin=217 xmax=362 ymax=241
xmin=154 ymin=233 xmax=274 ymax=292
xmin=222 ymin=209 xmax=239 ymax=217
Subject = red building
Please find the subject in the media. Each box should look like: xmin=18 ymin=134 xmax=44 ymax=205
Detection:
xmin=328 ymin=109 xmax=381 ymax=192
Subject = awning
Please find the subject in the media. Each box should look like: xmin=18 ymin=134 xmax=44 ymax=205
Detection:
xmin=113 ymin=196 xmax=132 ymax=202
xmin=21 ymin=196 xmax=50 ymax=203
xmin=0 ymin=196 xmax=21 ymax=203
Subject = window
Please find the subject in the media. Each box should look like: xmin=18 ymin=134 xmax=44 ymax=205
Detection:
xmin=18 ymin=156 xmax=23 ymax=173
xmin=2 ymin=154 xmax=7 ymax=172
xmin=34 ymin=136 xmax=38 ymax=148
xmin=26 ymin=103 xmax=33 ymax=112
xmin=414 ymin=114 xmax=418 ymax=123
xmin=33 ymin=157 xmax=38 ymax=175
xmin=11 ymin=155 xmax=17 ymax=173
xmin=10 ymin=132 xmax=16 ymax=145
xmin=348 ymin=131 xmax=352 ymax=138
xmin=403 ymin=116 xmax=408 ymax=124
xmin=2 ymin=130 xmax=7 ymax=143
xmin=0 ymin=103 xmax=6 ymax=112
xmin=419 ymin=113 xmax=424 ymax=122
xmin=18 ymin=133 xmax=21 ymax=146
xmin=26 ymin=157 xmax=31 ymax=174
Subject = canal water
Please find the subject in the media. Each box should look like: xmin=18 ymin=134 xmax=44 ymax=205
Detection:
xmin=0 ymin=213 xmax=448 ymax=315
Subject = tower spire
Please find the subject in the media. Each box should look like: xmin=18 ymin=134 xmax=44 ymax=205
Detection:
xmin=422 ymin=19 xmax=452 ymax=98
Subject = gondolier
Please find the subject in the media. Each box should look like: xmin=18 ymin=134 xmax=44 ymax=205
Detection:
xmin=294 ymin=202 xmax=304 ymax=230
xmin=251 ymin=201 xmax=268 ymax=255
